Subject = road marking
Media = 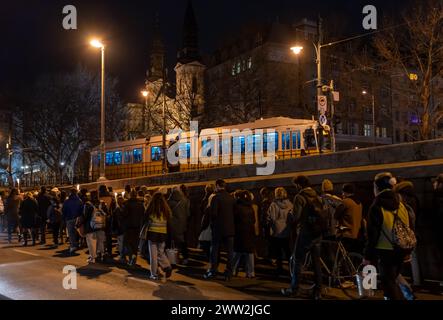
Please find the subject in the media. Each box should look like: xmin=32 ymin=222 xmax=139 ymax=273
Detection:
xmin=0 ymin=259 xmax=43 ymax=268
xmin=13 ymin=249 xmax=40 ymax=257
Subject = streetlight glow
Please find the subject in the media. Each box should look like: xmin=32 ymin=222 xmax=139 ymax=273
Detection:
xmin=290 ymin=46 xmax=304 ymax=55
xmin=90 ymin=39 xmax=104 ymax=48
xmin=141 ymin=90 xmax=148 ymax=97
xmin=362 ymin=90 xmax=368 ymax=95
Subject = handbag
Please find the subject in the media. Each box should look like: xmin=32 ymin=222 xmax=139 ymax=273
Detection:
xmin=166 ymin=240 xmax=179 ymax=265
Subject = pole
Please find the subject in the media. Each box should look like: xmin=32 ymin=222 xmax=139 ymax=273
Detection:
xmin=143 ymin=96 xmax=147 ymax=134
xmin=98 ymin=46 xmax=107 ymax=181
xmin=7 ymin=113 xmax=13 ymax=186
xmin=389 ymin=76 xmax=395 ymax=144
xmin=162 ymin=71 xmax=167 ymax=174
xmin=329 ymin=80 xmax=336 ymax=152
xmin=316 ymin=17 xmax=323 ymax=153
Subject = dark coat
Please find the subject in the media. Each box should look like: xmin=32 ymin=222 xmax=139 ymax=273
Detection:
xmin=234 ymin=198 xmax=256 ymax=253
xmin=334 ymin=195 xmax=363 ymax=240
xmin=168 ymin=189 xmax=190 ymax=242
xmin=121 ymin=197 xmax=144 ymax=232
xmin=19 ymin=198 xmax=39 ymax=228
xmin=37 ymin=192 xmax=51 ymax=219
xmin=5 ymin=195 xmax=21 ymax=224
xmin=210 ymin=189 xmax=236 ymax=239
xmin=62 ymin=194 xmax=83 ymax=221
xmin=83 ymin=201 xmax=108 ymax=234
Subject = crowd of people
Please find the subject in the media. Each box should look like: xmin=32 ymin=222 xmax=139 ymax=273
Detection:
xmin=0 ymin=172 xmax=442 ymax=300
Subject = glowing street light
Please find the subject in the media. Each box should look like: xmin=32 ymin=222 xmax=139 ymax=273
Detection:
xmin=141 ymin=90 xmax=148 ymax=97
xmin=290 ymin=46 xmax=304 ymax=55
xmin=90 ymin=39 xmax=104 ymax=48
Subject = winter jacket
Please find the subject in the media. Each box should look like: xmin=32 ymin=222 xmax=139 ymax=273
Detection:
xmin=82 ymin=201 xmax=108 ymax=234
xmin=62 ymin=194 xmax=83 ymax=221
xmin=5 ymin=195 xmax=21 ymax=224
xmin=113 ymin=206 xmax=125 ymax=235
xmin=47 ymin=199 xmax=62 ymax=225
xmin=334 ymin=195 xmax=363 ymax=240
xmin=168 ymin=189 xmax=190 ymax=242
xmin=121 ymin=197 xmax=144 ymax=232
xmin=292 ymin=187 xmax=323 ymax=238
xmin=266 ymin=199 xmax=294 ymax=238
xmin=19 ymin=198 xmax=39 ymax=228
xmin=37 ymin=192 xmax=51 ymax=219
xmin=234 ymin=198 xmax=256 ymax=253
xmin=210 ymin=189 xmax=236 ymax=239
xmin=321 ymin=193 xmax=342 ymax=237
xmin=364 ymin=189 xmax=414 ymax=261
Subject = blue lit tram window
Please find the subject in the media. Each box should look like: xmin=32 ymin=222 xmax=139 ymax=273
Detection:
xmin=114 ymin=151 xmax=122 ymax=165
xmin=179 ymin=142 xmax=191 ymax=159
xmin=151 ymin=146 xmax=162 ymax=161
xmin=282 ymin=132 xmax=291 ymax=150
xmin=201 ymin=140 xmax=213 ymax=157
xmin=233 ymin=136 xmax=245 ymax=154
xmin=292 ymin=131 xmax=301 ymax=149
xmin=105 ymin=152 xmax=114 ymax=166
xmin=263 ymin=132 xmax=278 ymax=151
xmin=133 ymin=148 xmax=143 ymax=163
xmin=124 ymin=151 xmax=132 ymax=164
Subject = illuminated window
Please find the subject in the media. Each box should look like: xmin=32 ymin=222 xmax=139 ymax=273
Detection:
xmin=247 ymin=57 xmax=252 ymax=69
xmin=133 ymin=148 xmax=143 ymax=163
xmin=263 ymin=132 xmax=278 ymax=151
xmin=233 ymin=136 xmax=245 ymax=154
xmin=232 ymin=64 xmax=236 ymax=76
xmin=382 ymin=127 xmax=387 ymax=138
xmin=236 ymin=62 xmax=241 ymax=74
xmin=114 ymin=151 xmax=122 ymax=165
xmin=151 ymin=146 xmax=162 ymax=161
xmin=124 ymin=151 xmax=132 ymax=164
xmin=282 ymin=132 xmax=291 ymax=150
xmin=179 ymin=142 xmax=191 ymax=159
xmin=105 ymin=152 xmax=114 ymax=166
xmin=242 ymin=60 xmax=246 ymax=71
xmin=292 ymin=131 xmax=301 ymax=149
xmin=364 ymin=124 xmax=372 ymax=137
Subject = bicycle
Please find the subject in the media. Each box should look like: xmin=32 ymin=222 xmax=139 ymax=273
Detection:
xmin=290 ymin=226 xmax=364 ymax=299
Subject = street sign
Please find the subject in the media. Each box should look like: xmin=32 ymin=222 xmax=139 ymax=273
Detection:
xmin=319 ymin=114 xmax=328 ymax=126
xmin=333 ymin=91 xmax=340 ymax=102
xmin=318 ymin=95 xmax=327 ymax=114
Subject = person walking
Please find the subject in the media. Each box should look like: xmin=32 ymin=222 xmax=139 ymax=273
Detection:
xmin=199 ymin=184 xmax=215 ymax=260
xmin=121 ymin=190 xmax=144 ymax=266
xmin=259 ymin=187 xmax=274 ymax=263
xmin=167 ymin=186 xmax=191 ymax=266
xmin=62 ymin=188 xmax=83 ymax=254
xmin=46 ymin=192 xmax=62 ymax=247
xmin=82 ymin=191 xmax=107 ymax=263
xmin=113 ymin=195 xmax=126 ymax=263
xmin=5 ymin=188 xmax=21 ymax=244
xmin=282 ymin=175 xmax=324 ymax=300
xmin=363 ymin=172 xmax=415 ymax=300
xmin=204 ymin=179 xmax=236 ymax=281
xmin=266 ymin=187 xmax=294 ymax=276
xmin=19 ymin=192 xmax=38 ymax=246
xmin=36 ymin=186 xmax=51 ymax=245
xmin=334 ymin=183 xmax=363 ymax=253
xmin=144 ymin=192 xmax=173 ymax=280
xmin=98 ymin=185 xmax=114 ymax=259
xmin=232 ymin=190 xmax=256 ymax=278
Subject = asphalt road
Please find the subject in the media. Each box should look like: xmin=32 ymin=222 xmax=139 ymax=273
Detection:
xmin=0 ymin=231 xmax=442 ymax=300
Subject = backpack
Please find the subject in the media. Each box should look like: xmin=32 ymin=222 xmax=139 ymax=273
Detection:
xmin=382 ymin=203 xmax=417 ymax=255
xmin=304 ymin=195 xmax=329 ymax=237
xmin=321 ymin=194 xmax=341 ymax=237
xmin=90 ymin=204 xmax=106 ymax=230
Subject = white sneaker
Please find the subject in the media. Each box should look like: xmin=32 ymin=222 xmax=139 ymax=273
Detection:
xmin=87 ymin=256 xmax=95 ymax=264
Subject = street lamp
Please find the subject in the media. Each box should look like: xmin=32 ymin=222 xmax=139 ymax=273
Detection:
xmin=141 ymin=90 xmax=149 ymax=134
xmin=290 ymin=46 xmax=304 ymax=55
xmin=362 ymin=90 xmax=376 ymax=147
xmin=90 ymin=38 xmax=107 ymax=182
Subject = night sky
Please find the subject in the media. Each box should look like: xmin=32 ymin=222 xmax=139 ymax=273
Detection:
xmin=0 ymin=0 xmax=409 ymax=103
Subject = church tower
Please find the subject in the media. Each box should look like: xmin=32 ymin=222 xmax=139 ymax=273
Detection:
xmin=175 ymin=0 xmax=205 ymax=121
xmin=147 ymin=13 xmax=165 ymax=83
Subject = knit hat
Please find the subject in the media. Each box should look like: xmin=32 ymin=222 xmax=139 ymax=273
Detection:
xmin=321 ymin=179 xmax=334 ymax=193
xmin=374 ymin=172 xmax=397 ymax=191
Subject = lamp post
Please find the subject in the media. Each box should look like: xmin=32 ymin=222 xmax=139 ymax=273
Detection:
xmin=362 ymin=90 xmax=376 ymax=147
xmin=141 ymin=90 xmax=148 ymax=134
xmin=90 ymin=39 xmax=107 ymax=182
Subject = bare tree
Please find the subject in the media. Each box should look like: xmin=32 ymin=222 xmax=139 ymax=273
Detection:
xmin=374 ymin=0 xmax=443 ymax=139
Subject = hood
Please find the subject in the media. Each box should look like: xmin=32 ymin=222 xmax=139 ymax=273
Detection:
xmin=300 ymin=187 xmax=318 ymax=201
xmin=275 ymin=199 xmax=292 ymax=209
xmin=169 ymin=189 xmax=184 ymax=202
xmin=376 ymin=189 xmax=400 ymax=211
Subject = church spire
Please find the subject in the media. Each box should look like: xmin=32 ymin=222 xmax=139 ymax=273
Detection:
xmin=177 ymin=0 xmax=200 ymax=64
xmin=147 ymin=12 xmax=165 ymax=82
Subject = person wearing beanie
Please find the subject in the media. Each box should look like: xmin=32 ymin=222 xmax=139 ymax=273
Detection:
xmin=363 ymin=172 xmax=414 ymax=300
xmin=334 ymin=183 xmax=363 ymax=253
xmin=320 ymin=179 xmax=342 ymax=239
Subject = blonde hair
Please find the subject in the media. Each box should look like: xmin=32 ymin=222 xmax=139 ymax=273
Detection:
xmin=274 ymin=187 xmax=287 ymax=200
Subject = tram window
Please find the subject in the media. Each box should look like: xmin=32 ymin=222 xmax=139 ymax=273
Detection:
xmin=179 ymin=142 xmax=191 ymax=159
xmin=124 ymin=151 xmax=132 ymax=164
xmin=282 ymin=132 xmax=291 ymax=150
xmin=292 ymin=131 xmax=301 ymax=149
xmin=304 ymin=129 xmax=317 ymax=149
xmin=263 ymin=132 xmax=278 ymax=151
xmin=151 ymin=146 xmax=162 ymax=161
xmin=246 ymin=135 xmax=254 ymax=152
xmin=202 ymin=140 xmax=213 ymax=157
xmin=94 ymin=154 xmax=101 ymax=166
xmin=105 ymin=152 xmax=114 ymax=166
xmin=221 ymin=138 xmax=230 ymax=155
xmin=233 ymin=136 xmax=245 ymax=154
xmin=133 ymin=148 xmax=143 ymax=163
xmin=114 ymin=151 xmax=122 ymax=165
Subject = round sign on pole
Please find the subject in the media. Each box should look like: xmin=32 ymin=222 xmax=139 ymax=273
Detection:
xmin=319 ymin=114 xmax=328 ymax=126
xmin=318 ymin=95 xmax=327 ymax=114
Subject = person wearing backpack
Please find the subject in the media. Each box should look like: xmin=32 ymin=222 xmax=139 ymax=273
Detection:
xmin=363 ymin=172 xmax=416 ymax=300
xmin=83 ymin=190 xmax=107 ymax=264
xmin=320 ymin=179 xmax=342 ymax=239
xmin=266 ymin=187 xmax=294 ymax=276
xmin=281 ymin=175 xmax=323 ymax=300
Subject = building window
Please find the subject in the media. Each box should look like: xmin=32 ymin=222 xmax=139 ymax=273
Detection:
xmin=151 ymin=146 xmax=162 ymax=161
xmin=106 ymin=152 xmax=114 ymax=166
xmin=376 ymin=127 xmax=380 ymax=137
xmin=231 ymin=64 xmax=236 ymax=76
xmin=236 ymin=62 xmax=241 ymax=74
xmin=395 ymin=129 xmax=400 ymax=142
xmin=247 ymin=57 xmax=252 ymax=69
xmin=364 ymin=124 xmax=372 ymax=137
xmin=114 ymin=151 xmax=122 ymax=165
xmin=242 ymin=60 xmax=246 ymax=72
xmin=382 ymin=127 xmax=387 ymax=138
xmin=133 ymin=148 xmax=143 ymax=163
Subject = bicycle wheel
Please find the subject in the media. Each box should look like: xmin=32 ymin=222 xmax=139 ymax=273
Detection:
xmin=337 ymin=252 xmax=364 ymax=300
